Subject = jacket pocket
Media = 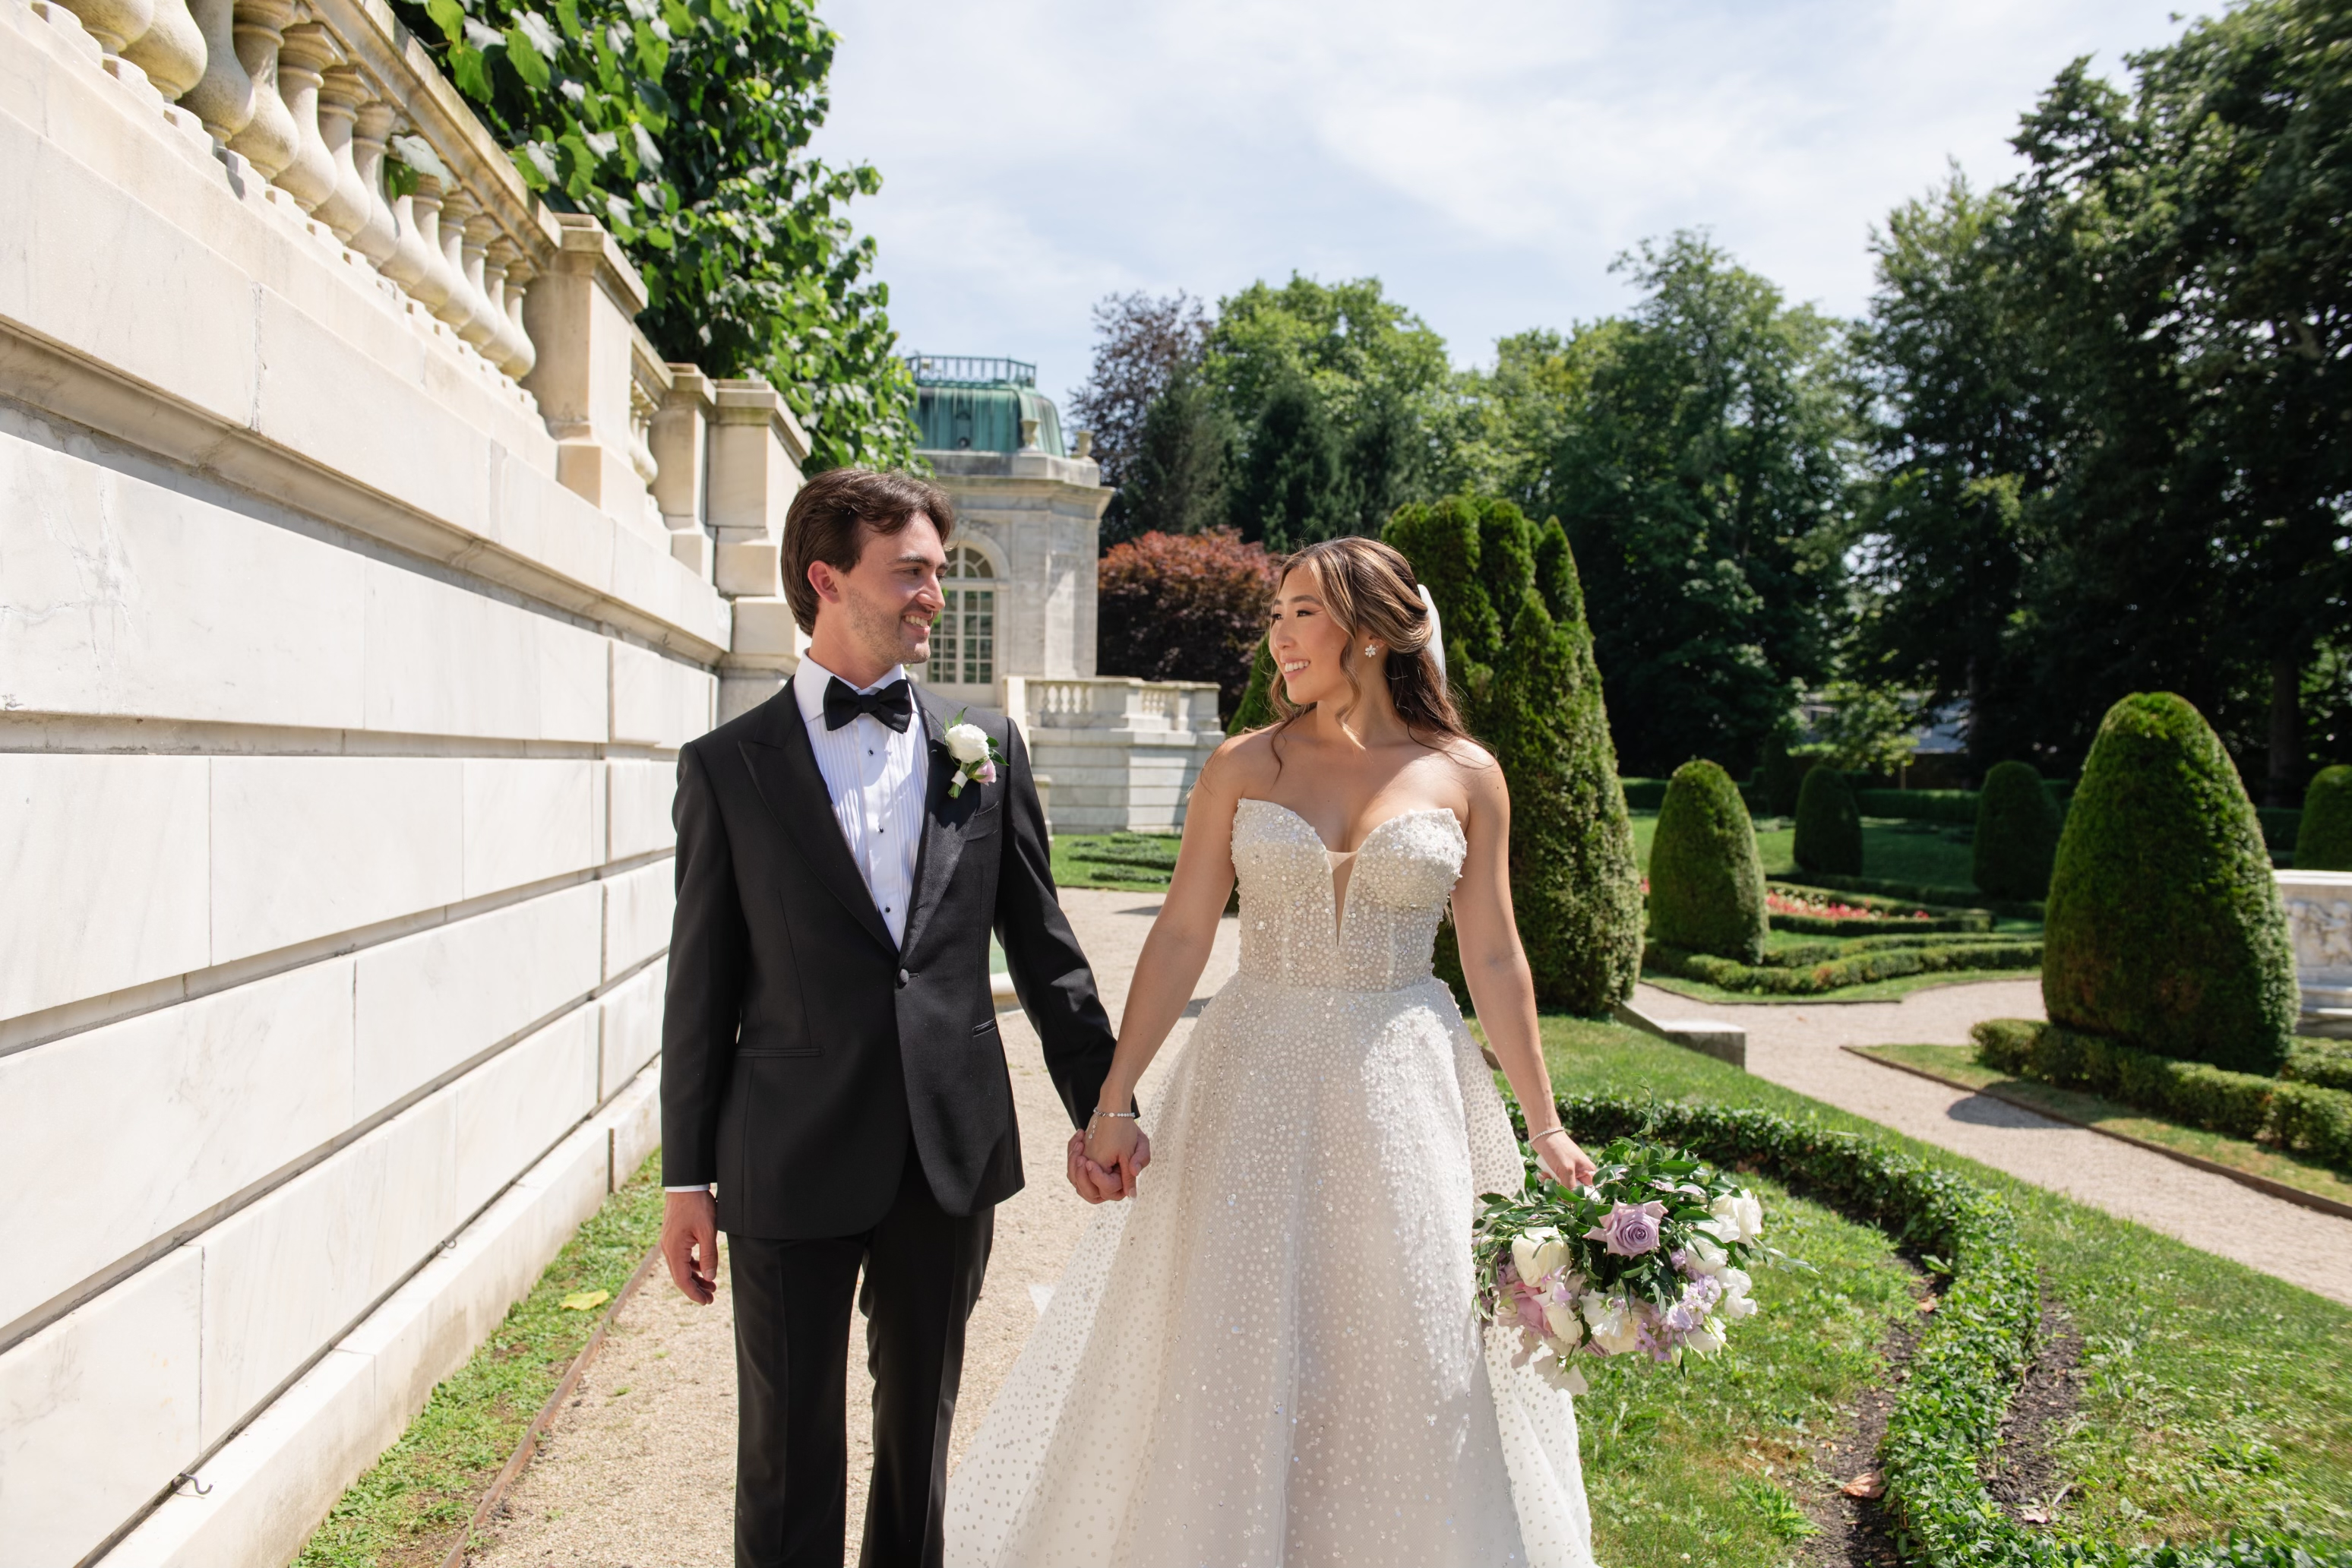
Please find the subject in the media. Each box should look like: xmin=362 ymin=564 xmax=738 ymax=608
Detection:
xmin=735 ymin=1045 xmax=820 ymax=1059
xmin=963 ymin=802 xmax=1002 ymax=839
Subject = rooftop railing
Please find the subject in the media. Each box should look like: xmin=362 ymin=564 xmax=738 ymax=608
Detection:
xmin=907 ymin=353 xmax=1037 ymax=387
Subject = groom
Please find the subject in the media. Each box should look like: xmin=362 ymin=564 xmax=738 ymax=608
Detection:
xmin=658 ymin=467 xmax=1120 ymax=1568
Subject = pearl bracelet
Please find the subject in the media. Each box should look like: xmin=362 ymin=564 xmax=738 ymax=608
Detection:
xmin=1525 ymin=1124 xmax=1566 ymax=1141
xmin=1089 ymin=1108 xmax=1138 ymax=1122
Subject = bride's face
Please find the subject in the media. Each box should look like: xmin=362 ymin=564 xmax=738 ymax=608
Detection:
xmin=1269 ymin=567 xmax=1361 ymax=710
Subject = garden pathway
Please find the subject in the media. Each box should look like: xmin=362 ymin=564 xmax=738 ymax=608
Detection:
xmin=465 ymin=891 xmax=1234 ymax=1568
xmin=1633 ymin=979 xmax=2352 ymax=1307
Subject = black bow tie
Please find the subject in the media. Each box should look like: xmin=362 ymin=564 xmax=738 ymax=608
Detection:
xmin=823 ymin=676 xmax=913 ymax=732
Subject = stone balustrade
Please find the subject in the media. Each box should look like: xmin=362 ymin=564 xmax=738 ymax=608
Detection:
xmin=1001 ymin=676 xmax=1224 ymax=833
xmin=2279 ymin=870 xmax=2352 ymax=1037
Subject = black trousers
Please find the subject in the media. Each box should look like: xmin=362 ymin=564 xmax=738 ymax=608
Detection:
xmin=727 ymin=1148 xmax=994 ymax=1568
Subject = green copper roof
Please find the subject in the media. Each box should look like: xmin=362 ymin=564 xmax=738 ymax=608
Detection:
xmin=906 ymin=353 xmax=1067 ymax=457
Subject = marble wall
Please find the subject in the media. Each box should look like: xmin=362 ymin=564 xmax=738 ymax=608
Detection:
xmin=0 ymin=11 xmax=746 ymax=1560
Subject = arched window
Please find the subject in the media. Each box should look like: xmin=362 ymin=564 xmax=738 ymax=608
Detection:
xmin=936 ymin=544 xmax=995 ymax=685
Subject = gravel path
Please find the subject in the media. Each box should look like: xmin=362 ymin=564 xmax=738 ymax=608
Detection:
xmin=469 ymin=891 xmax=1234 ymax=1567
xmin=1632 ymin=979 xmax=2352 ymax=1307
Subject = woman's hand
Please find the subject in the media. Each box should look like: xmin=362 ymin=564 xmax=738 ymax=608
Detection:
xmin=1067 ymin=1122 xmax=1150 ymax=1202
xmin=1533 ymin=1128 xmax=1596 ymax=1189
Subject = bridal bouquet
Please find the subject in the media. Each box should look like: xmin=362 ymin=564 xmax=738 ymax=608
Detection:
xmin=1474 ymin=1136 xmax=1772 ymax=1393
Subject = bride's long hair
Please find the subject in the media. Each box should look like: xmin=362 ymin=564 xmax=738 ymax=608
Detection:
xmin=1263 ymin=536 xmax=1473 ymax=752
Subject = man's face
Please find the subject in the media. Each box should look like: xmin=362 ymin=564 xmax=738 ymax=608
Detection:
xmin=822 ymin=514 xmax=947 ymax=670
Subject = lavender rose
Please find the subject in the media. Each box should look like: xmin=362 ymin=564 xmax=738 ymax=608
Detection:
xmin=1585 ymin=1199 xmax=1667 ymax=1258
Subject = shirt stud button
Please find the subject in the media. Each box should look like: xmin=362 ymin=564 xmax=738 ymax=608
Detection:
xmin=897 ymin=968 xmax=911 ymax=988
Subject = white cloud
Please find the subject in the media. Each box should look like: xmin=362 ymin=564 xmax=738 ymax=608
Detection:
xmin=811 ymin=0 xmax=2193 ymax=409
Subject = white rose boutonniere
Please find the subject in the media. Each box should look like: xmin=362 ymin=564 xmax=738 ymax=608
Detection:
xmin=943 ymin=710 xmax=1005 ymax=798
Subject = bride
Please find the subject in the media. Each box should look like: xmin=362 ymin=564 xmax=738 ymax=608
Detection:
xmin=947 ymin=537 xmax=1601 ymax=1568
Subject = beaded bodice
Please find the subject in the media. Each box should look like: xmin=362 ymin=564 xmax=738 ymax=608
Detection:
xmin=1229 ymin=798 xmax=1467 ymax=991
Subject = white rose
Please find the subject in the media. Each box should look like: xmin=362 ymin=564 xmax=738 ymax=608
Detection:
xmin=1511 ymin=1228 xmax=1568 ymax=1285
xmin=1707 ymin=1190 xmax=1763 ymax=1245
xmin=1682 ymin=1235 xmax=1728 ymax=1277
xmin=1718 ymin=1267 xmax=1757 ymax=1319
xmin=1582 ymin=1296 xmax=1643 ymax=1356
xmin=1683 ymin=1324 xmax=1725 ymax=1358
xmin=1542 ymin=1300 xmax=1585 ymax=1349
xmin=944 ymin=722 xmax=991 ymax=764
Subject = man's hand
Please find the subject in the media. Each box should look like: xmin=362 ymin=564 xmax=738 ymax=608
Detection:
xmin=1066 ymin=1125 xmax=1152 ymax=1203
xmin=662 ymin=1189 xmax=720 ymax=1304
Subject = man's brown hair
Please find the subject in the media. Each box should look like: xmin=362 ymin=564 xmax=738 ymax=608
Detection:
xmin=780 ymin=467 xmax=956 ymax=634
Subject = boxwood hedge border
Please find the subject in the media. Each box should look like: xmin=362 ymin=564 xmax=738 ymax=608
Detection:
xmin=1551 ymin=1093 xmax=2348 ymax=1566
xmin=1642 ymin=937 xmax=2043 ymax=995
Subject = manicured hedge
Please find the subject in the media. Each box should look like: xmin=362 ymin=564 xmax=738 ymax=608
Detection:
xmin=1973 ymin=1020 xmax=2352 ymax=1171
xmin=2042 ymin=693 xmax=2298 ymax=1076
xmin=1794 ymin=763 xmax=1865 ymax=875
xmin=1857 ymin=787 xmax=1981 ymax=824
xmin=1646 ymin=937 xmax=2043 ymax=995
xmin=1757 ymin=733 xmax=1809 ymax=817
xmin=2284 ymin=1037 xmax=2352 ymax=1093
xmin=2297 ymin=765 xmax=2352 ymax=871
xmin=1778 ymin=871 xmax=2037 ymax=922
xmin=1549 ymin=1095 xmax=2044 ymax=1568
xmin=1648 ymin=760 xmax=1769 ymax=963
xmin=1621 ymin=777 xmax=1669 ymax=811
xmin=1770 ymin=910 xmax=1988 ymax=937
xmin=1974 ymin=760 xmax=2062 ymax=901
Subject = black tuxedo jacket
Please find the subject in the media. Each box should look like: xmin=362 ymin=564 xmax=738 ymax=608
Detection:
xmin=659 ymin=682 xmax=1117 ymax=1237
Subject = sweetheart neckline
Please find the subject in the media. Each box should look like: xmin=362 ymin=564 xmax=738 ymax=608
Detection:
xmin=1234 ymin=797 xmax=1464 ymax=857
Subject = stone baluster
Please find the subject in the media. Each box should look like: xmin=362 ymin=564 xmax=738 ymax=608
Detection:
xmin=121 ymin=0 xmax=204 ymax=100
xmin=225 ymin=0 xmax=297 ymax=180
xmin=344 ymin=97 xmax=402 ymax=266
xmin=270 ymin=20 xmax=340 ymax=213
xmin=430 ymin=186 xmax=491 ymax=340
xmin=399 ymin=172 xmax=461 ymax=315
xmin=54 ymin=0 xmax=153 ymax=62
xmin=482 ymin=242 xmax=533 ymax=379
xmin=311 ymin=65 xmax=374 ymax=245
xmin=179 ymin=0 xmax=254 ymax=142
xmin=498 ymin=256 xmax=538 ymax=380
xmin=458 ymin=210 xmax=507 ymax=350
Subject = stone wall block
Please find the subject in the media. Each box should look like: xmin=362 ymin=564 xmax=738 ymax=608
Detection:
xmin=222 ymin=0 xmax=294 ymax=179
xmin=176 ymin=0 xmax=251 ymax=141
xmin=0 ymin=754 xmax=210 ymax=1023
xmin=210 ymin=756 xmax=466 ymax=965
xmin=0 ymin=956 xmax=355 ymax=1335
xmin=600 ymin=859 xmax=675 ymax=981
xmin=451 ymin=1005 xmax=599 ymax=1221
xmin=195 ymin=1092 xmax=457 ymax=1447
xmin=351 ymin=884 xmax=602 ymax=1118
xmin=122 ymin=0 xmax=206 ymax=100
xmin=596 ymin=954 xmax=665 ymax=1096
xmin=606 ymin=757 xmax=677 ymax=861
xmin=460 ymin=758 xmax=599 ymax=899
xmin=267 ymin=20 xmax=335 ymax=213
xmin=612 ymin=638 xmax=702 ymax=748
xmin=0 ymin=1247 xmax=203 ymax=1566
xmin=520 ymin=214 xmax=652 ymax=521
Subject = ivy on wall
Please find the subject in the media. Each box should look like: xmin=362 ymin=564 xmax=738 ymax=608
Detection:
xmin=400 ymin=0 xmax=917 ymax=471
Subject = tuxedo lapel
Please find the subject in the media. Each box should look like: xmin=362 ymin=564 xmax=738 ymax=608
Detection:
xmin=737 ymin=699 xmax=898 ymax=957
xmin=899 ymin=694 xmax=972 ymax=957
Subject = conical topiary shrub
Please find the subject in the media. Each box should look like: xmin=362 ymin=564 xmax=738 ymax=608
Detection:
xmin=2297 ymin=765 xmax=2352 ymax=871
xmin=1227 ymin=637 xmax=1277 ymax=735
xmin=1386 ymin=500 xmax=1645 ymax=1012
xmin=1793 ymin=763 xmax=1863 ymax=877
xmin=1973 ymin=760 xmax=2062 ymax=899
xmin=2043 ymin=692 xmax=2298 ymax=1074
xmin=1648 ymin=759 xmax=1768 ymax=963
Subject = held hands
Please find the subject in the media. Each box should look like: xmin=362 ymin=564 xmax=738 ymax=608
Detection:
xmin=660 ymin=1188 xmax=720 ymax=1304
xmin=1532 ymin=1127 xmax=1598 ymax=1190
xmin=1067 ymin=1114 xmax=1150 ymax=1203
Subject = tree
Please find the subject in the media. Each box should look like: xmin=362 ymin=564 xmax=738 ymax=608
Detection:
xmin=1096 ymin=530 xmax=1279 ymax=721
xmin=1792 ymin=764 xmax=1864 ymax=877
xmin=2297 ymin=765 xmax=2352 ymax=871
xmin=1114 ymin=368 xmax=1233 ymax=545
xmin=1385 ymin=498 xmax=1644 ymax=1010
xmin=1068 ymin=291 xmax=1210 ymax=492
xmin=1973 ymin=760 xmax=2062 ymax=899
xmin=1228 ymin=373 xmax=1348 ymax=551
xmin=400 ymin=0 xmax=915 ymax=470
xmin=2042 ymin=693 xmax=2297 ymax=1073
xmin=1520 ymin=236 xmax=1854 ymax=776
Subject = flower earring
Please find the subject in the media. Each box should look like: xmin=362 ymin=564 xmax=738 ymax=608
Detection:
xmin=1364 ymin=643 xmax=1380 ymax=658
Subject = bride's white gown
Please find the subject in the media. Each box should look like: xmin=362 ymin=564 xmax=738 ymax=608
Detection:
xmin=946 ymin=798 xmax=1597 ymax=1567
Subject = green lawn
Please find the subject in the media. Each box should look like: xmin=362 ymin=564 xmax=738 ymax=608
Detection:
xmin=1053 ymin=830 xmax=1180 ymax=893
xmin=297 ymin=1159 xmax=666 ymax=1566
xmin=1632 ymin=809 xmax=1983 ymax=896
xmin=1857 ymin=1042 xmax=2352 ymax=1213
xmin=1639 ymin=965 xmax=2045 ymax=1007
xmin=1540 ymin=1018 xmax=2352 ymax=1560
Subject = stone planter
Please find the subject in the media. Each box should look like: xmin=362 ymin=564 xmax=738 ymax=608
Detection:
xmin=2278 ymin=869 xmax=2352 ymax=1036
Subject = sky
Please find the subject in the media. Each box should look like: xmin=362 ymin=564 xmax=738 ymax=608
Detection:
xmin=808 ymin=0 xmax=2199 ymax=413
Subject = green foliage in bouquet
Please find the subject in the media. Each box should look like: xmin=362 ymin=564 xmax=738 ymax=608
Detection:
xmin=1793 ymin=761 xmax=1864 ymax=875
xmin=2297 ymin=764 xmax=2352 ymax=871
xmin=396 ymin=0 xmax=917 ymax=470
xmin=1974 ymin=760 xmax=2063 ymax=899
xmin=2043 ymin=693 xmax=2297 ymax=1075
xmin=1646 ymin=760 xmax=1769 ymax=963
xmin=1385 ymin=498 xmax=1642 ymax=1013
